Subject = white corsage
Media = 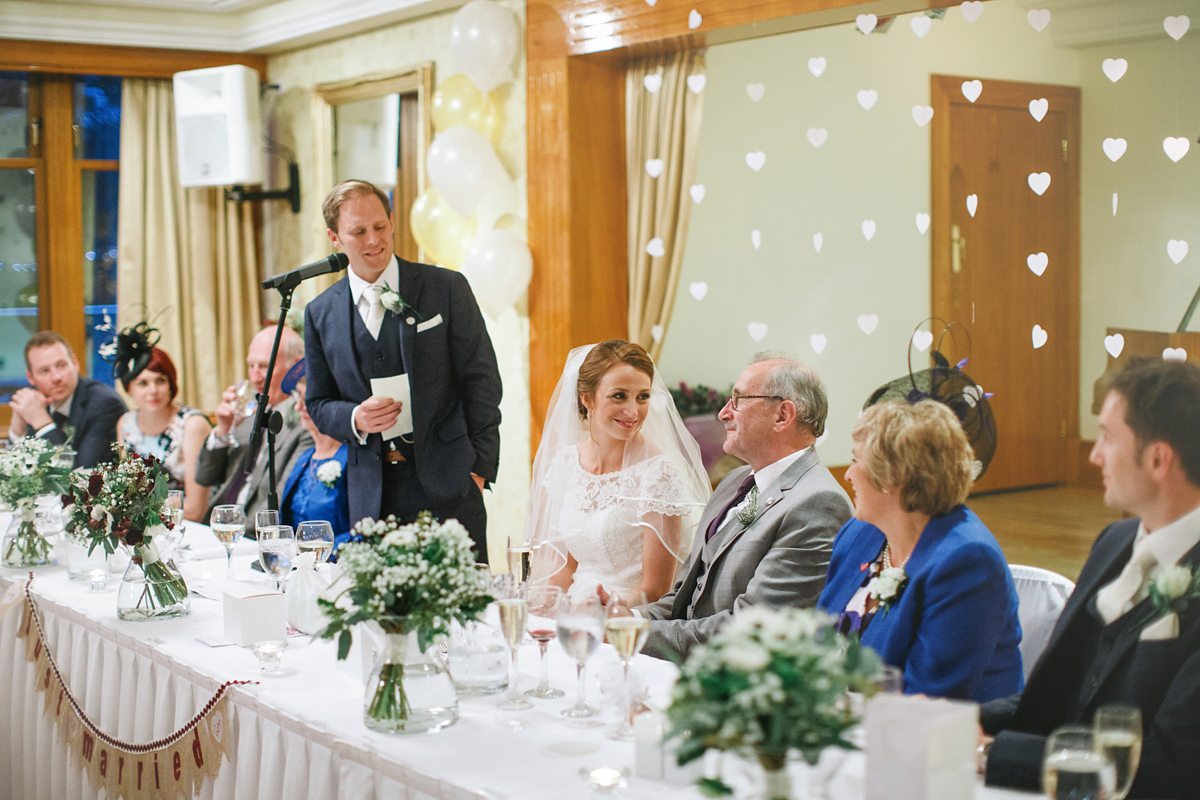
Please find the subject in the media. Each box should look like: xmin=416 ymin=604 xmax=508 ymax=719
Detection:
xmin=316 ymin=460 xmax=342 ymax=488
xmin=865 ymin=566 xmax=908 ymax=612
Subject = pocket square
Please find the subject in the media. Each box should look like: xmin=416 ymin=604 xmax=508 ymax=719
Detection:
xmin=416 ymin=313 xmax=443 ymax=333
xmin=1140 ymin=612 xmax=1179 ymax=641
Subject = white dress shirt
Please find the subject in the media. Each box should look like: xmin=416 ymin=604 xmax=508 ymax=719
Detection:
xmin=347 ymin=257 xmax=402 ymax=445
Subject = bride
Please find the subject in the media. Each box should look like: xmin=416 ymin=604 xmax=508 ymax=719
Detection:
xmin=526 ymin=340 xmax=710 ymax=602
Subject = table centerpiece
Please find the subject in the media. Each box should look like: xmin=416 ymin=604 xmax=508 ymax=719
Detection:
xmin=666 ymin=606 xmax=883 ymax=800
xmin=317 ymin=512 xmax=493 ymax=734
xmin=0 ymin=437 xmax=74 ymax=567
xmin=62 ymin=449 xmax=189 ymax=620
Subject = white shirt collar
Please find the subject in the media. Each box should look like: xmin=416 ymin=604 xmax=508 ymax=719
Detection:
xmin=750 ymin=446 xmax=809 ymax=494
xmin=347 ymin=255 xmax=400 ymax=306
xmin=52 ymin=387 xmax=76 ymax=419
xmin=1134 ymin=501 xmax=1200 ymax=569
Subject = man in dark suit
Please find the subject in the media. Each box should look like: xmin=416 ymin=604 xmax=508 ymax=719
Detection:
xmin=982 ymin=358 xmax=1200 ymax=800
xmin=9 ymin=330 xmax=125 ymax=468
xmin=303 ymin=180 xmax=501 ymax=561
xmin=617 ymin=356 xmax=851 ymax=661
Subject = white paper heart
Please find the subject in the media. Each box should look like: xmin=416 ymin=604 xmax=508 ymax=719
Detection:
xmin=1028 ymin=172 xmax=1052 ymax=195
xmin=813 ymin=233 xmax=823 ymax=253
xmin=856 ymin=13 xmax=877 ymax=34
xmin=915 ymin=213 xmax=931 ymax=234
xmin=645 ymin=0 xmax=657 ymax=5
xmin=808 ymin=57 xmax=827 ymax=77
xmin=1027 ymin=252 xmax=1048 ymax=276
xmin=862 ymin=220 xmax=876 ymax=241
xmin=689 ymin=184 xmax=705 ymax=203
xmin=1104 ymin=333 xmax=1125 ymax=358
xmin=688 ymin=9 xmax=701 ymax=29
xmin=912 ymin=105 xmax=934 ymax=127
xmin=1164 ymin=15 xmax=1190 ymax=41
xmin=857 ymin=89 xmax=878 ymax=110
xmin=689 ymin=281 xmax=707 ymax=301
xmin=857 ymin=314 xmax=879 ymax=335
xmin=806 ymin=128 xmax=828 ymax=148
xmin=745 ymin=151 xmax=766 ymax=171
xmin=746 ymin=83 xmax=765 ymax=102
xmin=1113 ymin=193 xmax=1119 ymax=216
xmin=912 ymin=330 xmax=934 ymax=352
xmin=961 ymin=80 xmax=983 ymax=103
xmin=961 ymin=1 xmax=983 ymax=22
xmin=966 ymin=194 xmax=978 ymax=217
xmin=687 ymin=74 xmax=706 ymax=94
xmin=1027 ymin=9 xmax=1051 ymax=32
xmin=748 ymin=322 xmax=768 ymax=342
xmin=645 ymin=237 xmax=665 ymax=258
xmin=1163 ymin=137 xmax=1190 ymax=162
xmin=911 ymin=16 xmax=932 ymax=37
xmin=1102 ymin=58 xmax=1128 ymax=82
xmin=751 ymin=230 xmax=761 ymax=250
xmin=643 ymin=74 xmax=662 ymax=93
xmin=1032 ymin=324 xmax=1048 ymax=349
xmin=1029 ymin=98 xmax=1048 ymax=121
xmin=1163 ymin=347 xmax=1188 ymax=362
xmin=1102 ymin=138 xmax=1127 ymax=162
xmin=810 ymin=333 xmax=827 ymax=354
xmin=650 ymin=324 xmax=663 ymax=342
xmin=1168 ymin=239 xmax=1189 ymax=264
xmin=645 ymin=158 xmax=664 ymax=178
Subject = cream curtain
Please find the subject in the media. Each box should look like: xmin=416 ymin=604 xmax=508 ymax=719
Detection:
xmin=626 ymin=50 xmax=706 ymax=360
xmin=117 ymin=78 xmax=262 ymax=411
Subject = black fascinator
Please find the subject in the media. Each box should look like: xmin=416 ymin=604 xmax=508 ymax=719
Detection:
xmin=864 ymin=321 xmax=998 ymax=479
xmin=110 ymin=321 xmax=161 ymax=384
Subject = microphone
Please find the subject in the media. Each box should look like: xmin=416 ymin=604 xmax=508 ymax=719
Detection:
xmin=261 ymin=252 xmax=349 ymax=290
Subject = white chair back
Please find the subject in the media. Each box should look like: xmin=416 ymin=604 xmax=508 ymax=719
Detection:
xmin=1010 ymin=564 xmax=1075 ymax=681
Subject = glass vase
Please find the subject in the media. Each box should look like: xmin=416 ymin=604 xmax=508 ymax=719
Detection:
xmin=116 ymin=542 xmax=190 ymax=621
xmin=1 ymin=502 xmax=56 ymax=568
xmin=364 ymin=630 xmax=458 ymax=734
xmin=66 ymin=540 xmax=110 ymax=583
xmin=756 ymin=749 xmax=791 ymax=800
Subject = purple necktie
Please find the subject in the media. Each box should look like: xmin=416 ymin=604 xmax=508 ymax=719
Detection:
xmin=706 ymin=472 xmax=757 ymax=542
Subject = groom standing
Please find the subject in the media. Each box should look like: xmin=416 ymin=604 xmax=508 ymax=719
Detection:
xmin=303 ymin=180 xmax=502 ymax=561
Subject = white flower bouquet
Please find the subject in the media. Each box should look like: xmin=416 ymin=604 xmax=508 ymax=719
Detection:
xmin=0 ymin=437 xmax=73 ymax=567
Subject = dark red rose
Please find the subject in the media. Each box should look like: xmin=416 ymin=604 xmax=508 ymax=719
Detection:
xmin=60 ymin=494 xmax=72 ymax=508
xmin=87 ymin=517 xmax=104 ymax=531
xmin=88 ymin=472 xmax=103 ymax=496
xmin=122 ymin=529 xmax=143 ymax=547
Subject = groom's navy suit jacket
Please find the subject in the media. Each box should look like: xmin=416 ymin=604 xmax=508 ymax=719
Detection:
xmin=303 ymin=256 xmax=502 ymax=526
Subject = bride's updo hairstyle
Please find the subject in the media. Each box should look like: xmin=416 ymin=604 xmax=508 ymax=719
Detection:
xmin=576 ymin=339 xmax=654 ymax=420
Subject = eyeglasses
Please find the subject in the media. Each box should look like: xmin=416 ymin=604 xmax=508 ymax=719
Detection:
xmin=727 ymin=394 xmax=784 ymax=410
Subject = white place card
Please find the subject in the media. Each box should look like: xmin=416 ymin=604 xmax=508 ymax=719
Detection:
xmin=865 ymin=694 xmax=978 ymax=800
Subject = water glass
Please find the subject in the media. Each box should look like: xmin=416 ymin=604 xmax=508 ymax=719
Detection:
xmin=1043 ymin=724 xmax=1116 ymax=800
xmin=257 ymin=524 xmax=296 ymax=592
xmin=210 ymin=504 xmax=246 ymax=578
xmin=296 ymin=520 xmax=335 ymax=565
xmin=557 ymin=593 xmax=604 ymax=720
xmin=1094 ymin=705 xmax=1142 ymax=800
xmin=525 ymin=584 xmax=564 ymax=699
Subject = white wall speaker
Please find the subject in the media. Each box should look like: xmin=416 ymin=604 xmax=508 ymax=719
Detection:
xmin=172 ymin=65 xmax=264 ymax=188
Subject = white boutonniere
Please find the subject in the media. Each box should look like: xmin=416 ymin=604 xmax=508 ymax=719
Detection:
xmin=865 ymin=566 xmax=908 ymax=612
xmin=316 ymin=460 xmax=342 ymax=488
xmin=1148 ymin=563 xmax=1200 ymax=616
xmin=736 ymin=486 xmax=759 ymax=528
xmin=379 ymin=282 xmax=423 ymax=322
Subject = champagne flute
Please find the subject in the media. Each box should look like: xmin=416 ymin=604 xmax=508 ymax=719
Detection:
xmin=604 ymin=590 xmax=649 ymax=741
xmin=257 ymin=525 xmax=296 ymax=592
xmin=507 ymin=544 xmax=533 ymax=584
xmin=210 ymin=504 xmax=246 ymax=578
xmin=296 ymin=520 xmax=335 ymax=564
xmin=1043 ymin=724 xmax=1116 ymax=800
xmin=220 ymin=380 xmax=258 ymax=446
xmin=525 ymin=584 xmax=564 ymax=699
xmin=1094 ymin=705 xmax=1142 ymax=800
xmin=166 ymin=490 xmax=185 ymax=528
xmin=557 ymin=593 xmax=604 ymax=720
xmin=496 ymin=585 xmax=532 ymax=711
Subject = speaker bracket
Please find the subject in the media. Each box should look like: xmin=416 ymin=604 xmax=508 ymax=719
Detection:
xmin=225 ymin=162 xmax=301 ymax=213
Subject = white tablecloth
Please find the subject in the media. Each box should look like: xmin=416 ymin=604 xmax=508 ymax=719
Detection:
xmin=0 ymin=523 xmax=1033 ymax=800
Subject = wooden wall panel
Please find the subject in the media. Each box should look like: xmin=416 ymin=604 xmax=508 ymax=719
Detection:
xmin=0 ymin=39 xmax=267 ymax=79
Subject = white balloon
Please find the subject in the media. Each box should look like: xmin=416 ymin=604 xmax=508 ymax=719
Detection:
xmin=450 ymin=0 xmax=519 ymax=92
xmin=460 ymin=229 xmax=533 ymax=316
xmin=426 ymin=125 xmax=509 ymax=217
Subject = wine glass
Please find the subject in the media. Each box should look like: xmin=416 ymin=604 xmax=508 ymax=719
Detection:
xmin=525 ymin=584 xmax=564 ymax=699
xmin=1042 ymin=724 xmax=1116 ymax=800
xmin=1094 ymin=705 xmax=1142 ymax=800
xmin=257 ymin=524 xmax=296 ymax=592
xmin=296 ymin=520 xmax=335 ymax=565
xmin=217 ymin=379 xmax=258 ymax=446
xmin=604 ymin=590 xmax=649 ymax=740
xmin=557 ymin=593 xmax=604 ymax=721
xmin=496 ymin=583 xmax=532 ymax=711
xmin=255 ymin=509 xmax=279 ymax=540
xmin=210 ymin=504 xmax=246 ymax=578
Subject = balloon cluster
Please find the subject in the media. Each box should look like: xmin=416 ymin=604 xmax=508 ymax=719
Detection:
xmin=413 ymin=0 xmax=531 ymax=317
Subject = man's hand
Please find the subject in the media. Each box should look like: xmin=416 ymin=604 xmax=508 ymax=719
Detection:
xmin=471 ymin=473 xmax=485 ymax=492
xmin=213 ymin=384 xmax=238 ymax=436
xmin=355 ymin=396 xmax=403 ymax=435
xmin=10 ymin=388 xmax=51 ymax=433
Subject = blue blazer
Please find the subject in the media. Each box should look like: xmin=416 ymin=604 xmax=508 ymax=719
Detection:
xmin=281 ymin=445 xmax=351 ymax=541
xmin=818 ymin=506 xmax=1024 ymax=703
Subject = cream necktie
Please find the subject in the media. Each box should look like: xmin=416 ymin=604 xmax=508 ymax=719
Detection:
xmin=1095 ymin=542 xmax=1158 ymax=624
xmin=362 ymin=285 xmax=385 ymax=340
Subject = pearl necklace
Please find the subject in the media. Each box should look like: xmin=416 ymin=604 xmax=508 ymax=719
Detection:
xmin=882 ymin=542 xmax=909 ymax=570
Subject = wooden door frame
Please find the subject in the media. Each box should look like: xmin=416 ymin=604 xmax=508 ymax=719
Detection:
xmin=929 ymin=74 xmax=1082 ymax=474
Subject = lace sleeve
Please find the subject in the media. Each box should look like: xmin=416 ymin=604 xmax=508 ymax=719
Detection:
xmin=626 ymin=456 xmax=701 ymax=517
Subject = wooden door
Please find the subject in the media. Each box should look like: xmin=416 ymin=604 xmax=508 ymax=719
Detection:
xmin=931 ymin=76 xmax=1080 ymax=493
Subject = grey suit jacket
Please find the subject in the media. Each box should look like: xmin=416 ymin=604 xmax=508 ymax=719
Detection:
xmin=640 ymin=448 xmax=852 ymax=661
xmin=195 ymin=396 xmax=313 ymax=522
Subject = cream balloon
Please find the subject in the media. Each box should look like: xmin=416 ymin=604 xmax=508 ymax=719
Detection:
xmin=426 ymin=125 xmax=509 ymax=217
xmin=450 ymin=0 xmax=519 ymax=92
xmin=409 ymin=186 xmax=476 ymax=270
xmin=432 ymin=74 xmax=498 ymax=138
xmin=459 ymin=229 xmax=533 ymax=316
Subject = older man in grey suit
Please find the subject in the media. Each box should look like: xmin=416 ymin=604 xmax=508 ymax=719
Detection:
xmin=632 ymin=355 xmax=852 ymax=661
